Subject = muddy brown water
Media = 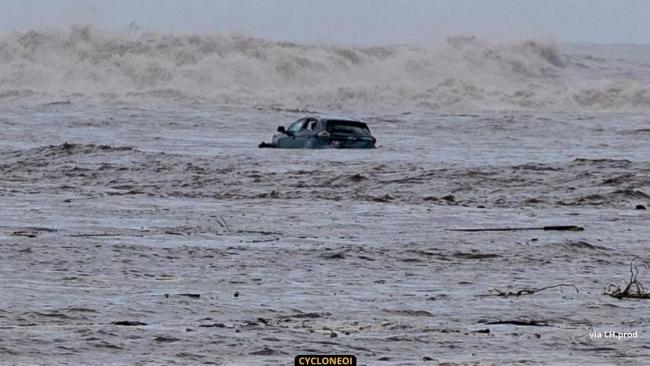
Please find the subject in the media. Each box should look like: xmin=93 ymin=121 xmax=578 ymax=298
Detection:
xmin=1 ymin=105 xmax=649 ymax=365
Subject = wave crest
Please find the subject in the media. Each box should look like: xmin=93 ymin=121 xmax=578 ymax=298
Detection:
xmin=1 ymin=25 xmax=649 ymax=111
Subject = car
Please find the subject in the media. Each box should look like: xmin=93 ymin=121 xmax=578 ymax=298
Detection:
xmin=259 ymin=117 xmax=377 ymax=149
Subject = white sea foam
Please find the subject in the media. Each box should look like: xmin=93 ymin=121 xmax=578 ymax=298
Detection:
xmin=1 ymin=25 xmax=649 ymax=111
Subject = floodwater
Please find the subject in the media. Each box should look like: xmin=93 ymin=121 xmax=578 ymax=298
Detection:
xmin=1 ymin=104 xmax=649 ymax=365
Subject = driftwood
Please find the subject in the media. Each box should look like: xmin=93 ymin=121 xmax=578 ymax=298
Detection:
xmin=484 ymin=320 xmax=549 ymax=327
xmin=605 ymin=257 xmax=650 ymax=299
xmin=216 ymin=217 xmax=231 ymax=231
xmin=479 ymin=283 xmax=579 ymax=298
xmin=448 ymin=225 xmax=584 ymax=232
xmin=69 ymin=233 xmax=122 ymax=237
xmin=112 ymin=320 xmax=147 ymax=326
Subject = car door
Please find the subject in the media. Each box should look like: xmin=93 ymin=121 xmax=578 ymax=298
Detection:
xmin=277 ymin=119 xmax=306 ymax=148
xmin=291 ymin=118 xmax=317 ymax=148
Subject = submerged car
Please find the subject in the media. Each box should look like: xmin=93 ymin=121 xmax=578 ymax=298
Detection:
xmin=259 ymin=117 xmax=377 ymax=149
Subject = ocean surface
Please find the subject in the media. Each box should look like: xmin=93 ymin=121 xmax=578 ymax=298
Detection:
xmin=1 ymin=27 xmax=650 ymax=365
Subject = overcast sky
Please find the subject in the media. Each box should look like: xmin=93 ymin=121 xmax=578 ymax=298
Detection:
xmin=1 ymin=0 xmax=649 ymax=45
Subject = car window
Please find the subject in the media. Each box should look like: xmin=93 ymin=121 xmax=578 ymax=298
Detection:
xmin=326 ymin=121 xmax=371 ymax=136
xmin=288 ymin=119 xmax=305 ymax=133
xmin=308 ymin=120 xmax=318 ymax=130
xmin=298 ymin=119 xmax=315 ymax=131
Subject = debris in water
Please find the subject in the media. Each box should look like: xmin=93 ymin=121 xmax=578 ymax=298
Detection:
xmin=348 ymin=173 xmax=368 ymax=182
xmin=112 ymin=320 xmax=147 ymax=326
xmin=605 ymin=257 xmax=650 ymax=299
xmin=154 ymin=336 xmax=180 ymax=342
xmin=11 ymin=231 xmax=38 ymax=238
xmin=441 ymin=194 xmax=456 ymax=202
xmin=479 ymin=283 xmax=579 ymax=298
xmin=448 ymin=225 xmax=584 ymax=232
xmin=481 ymin=319 xmax=549 ymax=327
xmin=164 ymin=293 xmax=201 ymax=299
xmin=472 ymin=328 xmax=490 ymax=334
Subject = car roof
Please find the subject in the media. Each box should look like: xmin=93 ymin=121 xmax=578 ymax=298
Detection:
xmin=319 ymin=117 xmax=366 ymax=124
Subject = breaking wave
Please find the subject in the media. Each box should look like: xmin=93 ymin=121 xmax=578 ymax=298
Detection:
xmin=1 ymin=25 xmax=650 ymax=111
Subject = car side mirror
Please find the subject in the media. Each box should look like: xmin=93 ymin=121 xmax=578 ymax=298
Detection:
xmin=277 ymin=126 xmax=286 ymax=133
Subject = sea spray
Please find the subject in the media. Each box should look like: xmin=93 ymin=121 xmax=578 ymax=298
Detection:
xmin=1 ymin=25 xmax=650 ymax=111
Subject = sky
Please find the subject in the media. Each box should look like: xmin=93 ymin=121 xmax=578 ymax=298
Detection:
xmin=1 ymin=0 xmax=649 ymax=45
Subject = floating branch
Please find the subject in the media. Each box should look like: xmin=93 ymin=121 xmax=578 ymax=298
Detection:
xmin=479 ymin=283 xmax=579 ymax=298
xmin=605 ymin=257 xmax=650 ymax=300
xmin=484 ymin=320 xmax=549 ymax=327
xmin=69 ymin=233 xmax=123 ymax=237
xmin=448 ymin=225 xmax=584 ymax=232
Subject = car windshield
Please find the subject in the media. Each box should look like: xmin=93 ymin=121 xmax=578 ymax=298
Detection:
xmin=326 ymin=121 xmax=371 ymax=136
xmin=288 ymin=120 xmax=305 ymax=132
